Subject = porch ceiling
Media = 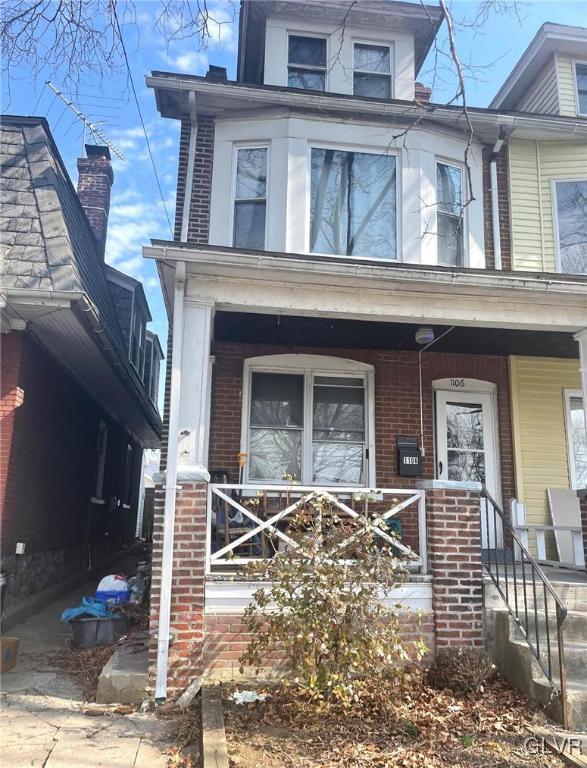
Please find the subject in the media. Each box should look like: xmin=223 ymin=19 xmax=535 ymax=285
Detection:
xmin=214 ymin=311 xmax=579 ymax=359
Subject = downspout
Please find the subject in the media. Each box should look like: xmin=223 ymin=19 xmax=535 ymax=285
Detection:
xmin=155 ymin=260 xmax=186 ymax=701
xmin=490 ymin=126 xmax=508 ymax=271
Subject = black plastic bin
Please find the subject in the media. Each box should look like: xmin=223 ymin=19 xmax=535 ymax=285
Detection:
xmin=70 ymin=616 xmax=128 ymax=648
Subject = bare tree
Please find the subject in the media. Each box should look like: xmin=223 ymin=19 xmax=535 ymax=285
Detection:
xmin=1 ymin=0 xmax=236 ymax=97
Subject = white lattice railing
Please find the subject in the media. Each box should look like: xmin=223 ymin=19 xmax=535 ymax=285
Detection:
xmin=206 ymin=484 xmax=427 ymax=575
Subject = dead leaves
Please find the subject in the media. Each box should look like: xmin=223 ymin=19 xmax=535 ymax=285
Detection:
xmin=223 ymin=672 xmax=565 ymax=768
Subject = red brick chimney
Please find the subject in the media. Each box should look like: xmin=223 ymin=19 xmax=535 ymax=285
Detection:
xmin=77 ymin=144 xmax=113 ymax=260
xmin=415 ymin=82 xmax=432 ymax=104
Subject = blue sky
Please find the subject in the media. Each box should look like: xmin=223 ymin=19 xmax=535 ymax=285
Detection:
xmin=2 ymin=0 xmax=587 ymax=363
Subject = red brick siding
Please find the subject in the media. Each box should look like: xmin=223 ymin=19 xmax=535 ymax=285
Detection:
xmin=578 ymin=490 xmax=587 ymax=567
xmin=482 ymin=146 xmax=512 ymax=271
xmin=205 ymin=611 xmax=436 ymax=673
xmin=76 ymin=154 xmax=113 ymax=257
xmin=173 ymin=115 xmax=215 ymax=244
xmin=0 ymin=332 xmax=141 ymax=590
xmin=149 ymin=481 xmax=206 ymax=697
xmin=208 ymin=341 xmax=516 ymax=549
xmin=425 ymin=486 xmax=484 ymax=647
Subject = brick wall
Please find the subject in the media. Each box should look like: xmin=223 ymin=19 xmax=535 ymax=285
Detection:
xmin=149 ymin=481 xmax=206 ymax=697
xmin=173 ymin=115 xmax=215 ymax=243
xmin=205 ymin=610 xmax=436 ymax=676
xmin=0 ymin=331 xmax=141 ymax=601
xmin=208 ymin=341 xmax=515 ymax=550
xmin=482 ymin=146 xmax=512 ymax=271
xmin=76 ymin=150 xmax=113 ymax=258
xmin=578 ymin=490 xmax=587 ymax=568
xmin=421 ymin=483 xmax=484 ymax=647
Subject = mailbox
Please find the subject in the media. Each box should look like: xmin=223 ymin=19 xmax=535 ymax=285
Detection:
xmin=396 ymin=435 xmax=422 ymax=477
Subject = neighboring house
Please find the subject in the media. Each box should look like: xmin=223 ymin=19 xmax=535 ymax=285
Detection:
xmin=0 ymin=116 xmax=163 ymax=621
xmin=490 ymin=24 xmax=587 ymax=556
xmin=143 ymin=0 xmax=587 ymax=712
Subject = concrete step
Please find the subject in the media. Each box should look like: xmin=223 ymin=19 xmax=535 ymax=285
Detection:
xmin=510 ymin=610 xmax=587 ymax=645
xmin=485 ymin=578 xmax=587 ymax=613
xmin=508 ymin=635 xmax=587 ymax=681
xmin=96 ymin=644 xmax=148 ymax=705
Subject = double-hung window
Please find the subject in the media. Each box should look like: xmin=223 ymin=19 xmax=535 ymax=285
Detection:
xmin=553 ymin=180 xmax=587 ymax=275
xmin=436 ymin=161 xmax=464 ymax=266
xmin=310 ymin=148 xmax=397 ymax=260
xmin=353 ymin=43 xmax=392 ymax=98
xmin=247 ymin=366 xmax=369 ymax=485
xmin=233 ymin=147 xmax=267 ymax=250
xmin=565 ymin=391 xmax=587 ymax=489
xmin=288 ymin=35 xmax=327 ymax=91
xmin=130 ymin=305 xmax=145 ymax=374
xmin=575 ymin=63 xmax=587 ymax=115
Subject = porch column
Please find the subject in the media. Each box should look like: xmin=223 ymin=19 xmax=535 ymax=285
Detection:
xmin=576 ymin=331 xmax=587 ymax=570
xmin=177 ymin=298 xmax=215 ymax=471
xmin=416 ymin=480 xmax=484 ymax=648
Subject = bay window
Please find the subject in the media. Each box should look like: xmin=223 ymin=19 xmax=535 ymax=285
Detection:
xmin=233 ymin=147 xmax=267 ymax=250
xmin=566 ymin=391 xmax=587 ymax=489
xmin=245 ymin=361 xmax=371 ymax=485
xmin=554 ymin=180 xmax=587 ymax=275
xmin=310 ymin=148 xmax=397 ymax=260
xmin=353 ymin=43 xmax=392 ymax=99
xmin=436 ymin=161 xmax=464 ymax=266
xmin=288 ymin=35 xmax=327 ymax=91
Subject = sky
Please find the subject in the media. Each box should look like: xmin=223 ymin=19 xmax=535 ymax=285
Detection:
xmin=2 ymin=0 xmax=587 ymax=381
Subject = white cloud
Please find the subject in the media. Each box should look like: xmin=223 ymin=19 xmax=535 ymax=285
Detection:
xmin=160 ymin=49 xmax=209 ymax=74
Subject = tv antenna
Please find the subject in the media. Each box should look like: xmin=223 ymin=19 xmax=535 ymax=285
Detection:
xmin=45 ymin=81 xmax=126 ymax=161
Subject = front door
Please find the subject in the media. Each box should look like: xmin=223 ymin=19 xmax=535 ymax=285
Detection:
xmin=435 ymin=390 xmax=501 ymax=548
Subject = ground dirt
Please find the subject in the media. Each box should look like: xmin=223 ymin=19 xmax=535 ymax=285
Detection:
xmin=223 ymin=674 xmax=567 ymax=768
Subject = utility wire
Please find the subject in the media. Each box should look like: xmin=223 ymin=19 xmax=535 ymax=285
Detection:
xmin=112 ymin=2 xmax=174 ymax=237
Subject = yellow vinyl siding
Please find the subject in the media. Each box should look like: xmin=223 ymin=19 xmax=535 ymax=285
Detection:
xmin=510 ymin=357 xmax=580 ymax=535
xmin=508 ymin=139 xmax=587 ymax=271
xmin=556 ymin=53 xmax=579 ymax=116
xmin=518 ymin=55 xmax=559 ymax=114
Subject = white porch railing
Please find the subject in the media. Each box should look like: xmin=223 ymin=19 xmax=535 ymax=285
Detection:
xmin=511 ymin=499 xmax=585 ymax=568
xmin=206 ymin=484 xmax=427 ymax=575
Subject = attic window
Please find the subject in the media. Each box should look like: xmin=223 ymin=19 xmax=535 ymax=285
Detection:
xmin=353 ymin=43 xmax=392 ymax=99
xmin=575 ymin=63 xmax=587 ymax=115
xmin=288 ymin=35 xmax=326 ymax=91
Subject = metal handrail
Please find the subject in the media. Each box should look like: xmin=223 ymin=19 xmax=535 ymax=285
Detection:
xmin=480 ymin=488 xmax=568 ymax=729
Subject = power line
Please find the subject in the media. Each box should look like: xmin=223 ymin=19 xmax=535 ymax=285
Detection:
xmin=112 ymin=3 xmax=174 ymax=237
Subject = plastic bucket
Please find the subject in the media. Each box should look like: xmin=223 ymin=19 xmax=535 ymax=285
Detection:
xmin=94 ymin=590 xmax=130 ymax=605
xmin=70 ymin=616 xmax=128 ymax=648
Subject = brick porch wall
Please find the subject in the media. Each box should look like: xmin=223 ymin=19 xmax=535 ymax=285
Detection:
xmin=208 ymin=341 xmax=515 ymax=551
xmin=204 ymin=611 xmax=436 ymax=676
xmin=578 ymin=489 xmax=587 ymax=569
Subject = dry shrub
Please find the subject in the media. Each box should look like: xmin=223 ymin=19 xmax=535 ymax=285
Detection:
xmin=427 ymin=646 xmax=496 ymax=694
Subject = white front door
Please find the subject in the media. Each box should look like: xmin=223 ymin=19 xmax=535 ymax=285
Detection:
xmin=435 ymin=390 xmax=502 ymax=548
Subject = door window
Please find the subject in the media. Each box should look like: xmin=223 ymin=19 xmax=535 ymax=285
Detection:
xmin=446 ymin=401 xmax=485 ymax=483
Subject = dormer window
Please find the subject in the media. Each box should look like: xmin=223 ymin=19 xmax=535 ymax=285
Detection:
xmin=130 ymin=302 xmax=146 ymax=375
xmin=288 ymin=35 xmax=327 ymax=91
xmin=353 ymin=43 xmax=392 ymax=99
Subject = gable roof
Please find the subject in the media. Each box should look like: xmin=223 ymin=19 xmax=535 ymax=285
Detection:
xmin=490 ymin=23 xmax=587 ymax=110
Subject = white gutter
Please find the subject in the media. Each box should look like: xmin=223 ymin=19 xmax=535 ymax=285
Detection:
xmin=180 ymin=92 xmax=198 ymax=242
xmin=155 ymin=259 xmax=186 ymax=701
xmin=490 ymin=159 xmax=502 ymax=271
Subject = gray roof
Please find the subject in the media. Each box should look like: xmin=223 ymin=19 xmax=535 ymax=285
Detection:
xmin=0 ymin=116 xmax=162 ymax=442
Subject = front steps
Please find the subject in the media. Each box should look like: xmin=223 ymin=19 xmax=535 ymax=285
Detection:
xmin=485 ymin=576 xmax=587 ymax=731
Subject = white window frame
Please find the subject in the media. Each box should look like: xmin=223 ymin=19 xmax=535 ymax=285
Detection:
xmin=230 ymin=143 xmax=270 ymax=251
xmin=573 ymin=61 xmax=587 ymax=117
xmin=551 ymin=177 xmax=587 ymax=274
xmin=92 ymin=419 xmax=108 ymax=503
xmin=240 ymin=354 xmax=376 ymax=487
xmin=435 ymin=157 xmax=468 ymax=267
xmin=306 ymin=142 xmax=401 ymax=262
xmin=352 ymin=40 xmax=394 ymax=99
xmin=287 ymin=32 xmax=328 ymax=91
xmin=564 ymin=389 xmax=586 ymax=490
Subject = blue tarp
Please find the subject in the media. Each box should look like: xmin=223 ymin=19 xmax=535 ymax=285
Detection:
xmin=61 ymin=597 xmax=117 ymax=623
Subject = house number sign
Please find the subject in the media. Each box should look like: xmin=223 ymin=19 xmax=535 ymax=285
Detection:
xmin=449 ymin=378 xmax=466 ymax=388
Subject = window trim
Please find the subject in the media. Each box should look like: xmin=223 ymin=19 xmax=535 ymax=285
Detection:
xmin=240 ymin=354 xmax=376 ymax=487
xmin=573 ymin=61 xmax=587 ymax=117
xmin=287 ymin=32 xmax=328 ymax=91
xmin=230 ymin=143 xmax=270 ymax=251
xmin=551 ymin=177 xmax=587 ymax=275
xmin=564 ymin=388 xmax=586 ymax=490
xmin=92 ymin=419 xmax=108 ymax=502
xmin=305 ymin=142 xmax=401 ymax=262
xmin=435 ymin=157 xmax=467 ymax=267
xmin=352 ymin=40 xmax=393 ymax=99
